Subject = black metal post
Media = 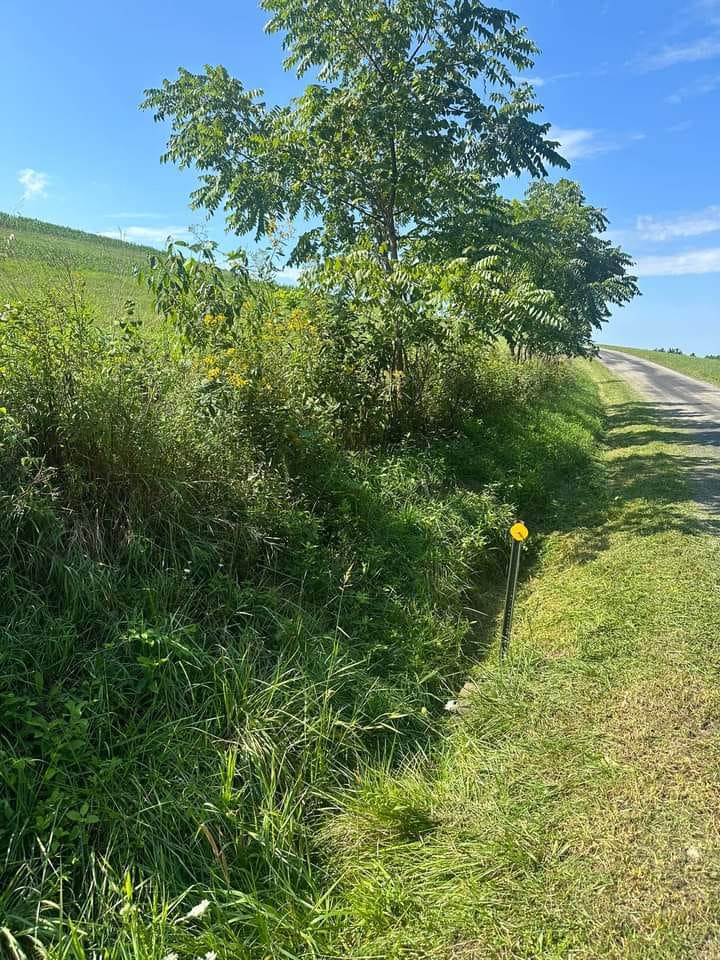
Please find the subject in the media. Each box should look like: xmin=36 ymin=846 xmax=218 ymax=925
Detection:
xmin=500 ymin=537 xmax=523 ymax=660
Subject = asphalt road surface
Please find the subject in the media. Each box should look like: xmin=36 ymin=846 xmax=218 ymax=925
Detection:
xmin=598 ymin=348 xmax=720 ymax=519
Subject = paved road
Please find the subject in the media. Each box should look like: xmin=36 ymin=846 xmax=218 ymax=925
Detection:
xmin=599 ymin=350 xmax=720 ymax=438
xmin=598 ymin=348 xmax=720 ymax=518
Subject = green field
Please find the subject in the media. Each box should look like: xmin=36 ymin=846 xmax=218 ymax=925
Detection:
xmin=0 ymin=211 xmax=156 ymax=320
xmin=602 ymin=343 xmax=720 ymax=388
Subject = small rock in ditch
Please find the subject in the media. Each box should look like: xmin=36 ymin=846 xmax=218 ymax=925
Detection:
xmin=445 ymin=681 xmax=480 ymax=715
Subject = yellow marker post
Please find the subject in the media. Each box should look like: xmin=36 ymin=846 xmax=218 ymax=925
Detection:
xmin=510 ymin=522 xmax=529 ymax=544
xmin=501 ymin=521 xmax=529 ymax=659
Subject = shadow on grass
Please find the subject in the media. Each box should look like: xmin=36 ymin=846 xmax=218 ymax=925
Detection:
xmin=461 ymin=378 xmax=612 ymax=660
xmin=604 ymin=397 xmax=720 ymax=537
xmin=478 ymin=381 xmax=720 ymax=606
xmin=423 ymin=374 xmax=720 ymax=677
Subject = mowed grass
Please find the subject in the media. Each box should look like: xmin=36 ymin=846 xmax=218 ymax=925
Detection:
xmin=0 ymin=212 xmax=155 ymax=321
xmin=321 ymin=361 xmax=720 ymax=959
xmin=602 ymin=342 xmax=720 ymax=389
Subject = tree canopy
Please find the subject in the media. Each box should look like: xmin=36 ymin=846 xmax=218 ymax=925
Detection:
xmin=143 ymin=0 xmax=567 ymax=267
xmin=142 ymin=0 xmax=638 ymax=361
xmin=504 ymin=180 xmax=640 ymax=358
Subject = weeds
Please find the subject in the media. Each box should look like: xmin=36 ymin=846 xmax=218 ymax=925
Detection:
xmin=0 ymin=273 xmax=598 ymax=958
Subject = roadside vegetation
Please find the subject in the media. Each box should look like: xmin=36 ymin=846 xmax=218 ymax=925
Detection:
xmin=0 ymin=280 xmax=601 ymax=958
xmin=322 ymin=363 xmax=720 ymax=959
xmin=602 ymin=343 xmax=720 ymax=389
xmin=0 ymin=2 xmax=644 ymax=957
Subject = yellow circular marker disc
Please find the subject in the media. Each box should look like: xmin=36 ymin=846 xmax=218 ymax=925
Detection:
xmin=510 ymin=521 xmax=529 ymax=543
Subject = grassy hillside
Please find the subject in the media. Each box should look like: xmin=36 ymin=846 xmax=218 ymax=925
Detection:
xmin=602 ymin=343 xmax=720 ymax=388
xmin=0 ymin=212 xmax=156 ymax=320
xmin=0 ymin=264 xmax=601 ymax=957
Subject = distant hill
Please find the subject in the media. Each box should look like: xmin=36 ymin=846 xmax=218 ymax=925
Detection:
xmin=0 ymin=211 xmax=157 ymax=253
xmin=0 ymin=211 xmax=157 ymax=319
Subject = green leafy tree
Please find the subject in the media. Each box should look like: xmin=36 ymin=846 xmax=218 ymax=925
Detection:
xmin=505 ymin=180 xmax=640 ymax=359
xmin=141 ymin=2 xmax=638 ymax=432
xmin=142 ymin=0 xmax=567 ymax=268
xmin=136 ymin=239 xmax=249 ymax=345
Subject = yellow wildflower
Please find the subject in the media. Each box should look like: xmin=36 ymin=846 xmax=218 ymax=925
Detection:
xmin=203 ymin=313 xmax=225 ymax=328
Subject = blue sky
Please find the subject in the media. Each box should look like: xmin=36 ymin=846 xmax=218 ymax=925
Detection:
xmin=1 ymin=0 xmax=719 ymax=352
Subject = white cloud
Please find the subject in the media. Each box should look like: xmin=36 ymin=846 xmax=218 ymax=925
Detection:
xmin=634 ymin=247 xmax=720 ymax=276
xmin=550 ymin=127 xmax=604 ymax=160
xmin=603 ymin=228 xmax=635 ymax=246
xmin=514 ymin=67 xmax=610 ymax=89
xmin=637 ymin=207 xmax=720 ymax=242
xmin=636 ymin=36 xmax=720 ymax=71
xmin=513 ymin=75 xmax=546 ymax=87
xmin=668 ymin=73 xmax=720 ymax=102
xmin=100 ymin=225 xmax=192 ymax=245
xmin=276 ymin=266 xmax=303 ymax=286
xmin=18 ymin=168 xmax=48 ymax=200
xmin=550 ymin=126 xmax=644 ymax=161
xmin=667 ymin=119 xmax=694 ymax=133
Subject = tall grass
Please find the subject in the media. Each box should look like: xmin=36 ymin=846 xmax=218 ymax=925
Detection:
xmin=314 ymin=364 xmax=720 ymax=958
xmin=0 ymin=276 xmax=597 ymax=958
